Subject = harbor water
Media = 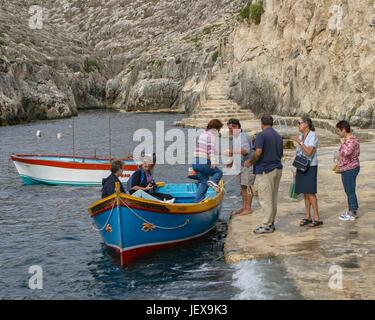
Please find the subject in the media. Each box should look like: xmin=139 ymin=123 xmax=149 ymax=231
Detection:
xmin=0 ymin=111 xmax=301 ymax=299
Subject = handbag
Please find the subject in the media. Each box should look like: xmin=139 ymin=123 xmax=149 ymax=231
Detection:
xmin=292 ymin=154 xmax=310 ymax=172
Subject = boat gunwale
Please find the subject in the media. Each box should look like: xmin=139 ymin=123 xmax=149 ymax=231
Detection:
xmin=10 ymin=153 xmax=134 ymax=162
xmin=88 ymin=183 xmax=224 ymax=217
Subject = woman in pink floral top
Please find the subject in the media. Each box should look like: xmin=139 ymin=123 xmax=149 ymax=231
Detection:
xmin=336 ymin=121 xmax=360 ymax=221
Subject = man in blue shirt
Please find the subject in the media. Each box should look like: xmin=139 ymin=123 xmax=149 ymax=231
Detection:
xmin=245 ymin=115 xmax=283 ymax=234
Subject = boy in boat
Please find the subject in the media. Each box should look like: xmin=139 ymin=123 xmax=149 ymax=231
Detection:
xmin=101 ymin=160 xmax=126 ymax=198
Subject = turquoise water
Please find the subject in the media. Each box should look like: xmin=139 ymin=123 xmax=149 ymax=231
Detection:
xmin=0 ymin=111 xmax=301 ymax=299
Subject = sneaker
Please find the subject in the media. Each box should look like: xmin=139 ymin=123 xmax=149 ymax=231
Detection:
xmin=339 ymin=212 xmax=350 ymax=221
xmin=207 ymin=180 xmax=220 ymax=193
xmin=253 ymin=224 xmax=275 ymax=234
xmin=339 ymin=212 xmax=357 ymax=221
xmin=163 ymin=198 xmax=175 ymax=204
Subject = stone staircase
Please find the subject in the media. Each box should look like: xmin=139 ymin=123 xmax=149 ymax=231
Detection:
xmin=175 ymin=66 xmax=255 ymax=129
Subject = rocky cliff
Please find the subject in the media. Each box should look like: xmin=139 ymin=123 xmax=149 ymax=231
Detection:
xmin=227 ymin=0 xmax=375 ymax=128
xmin=0 ymin=0 xmax=246 ymax=125
xmin=1 ymin=0 xmax=375 ymax=128
xmin=0 ymin=1 xmax=109 ymax=125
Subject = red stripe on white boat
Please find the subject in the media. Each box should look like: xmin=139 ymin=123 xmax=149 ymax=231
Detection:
xmin=11 ymin=154 xmax=137 ymax=171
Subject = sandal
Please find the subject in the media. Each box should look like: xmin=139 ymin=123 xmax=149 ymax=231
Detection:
xmin=300 ymin=219 xmax=312 ymax=226
xmin=309 ymin=220 xmax=323 ymax=227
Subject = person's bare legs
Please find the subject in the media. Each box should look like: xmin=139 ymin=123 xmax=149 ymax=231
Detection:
xmin=304 ymin=194 xmax=312 ymax=220
xmin=233 ymin=186 xmax=253 ymax=216
xmin=236 ymin=186 xmax=253 ymax=215
xmin=307 ymin=194 xmax=320 ymax=221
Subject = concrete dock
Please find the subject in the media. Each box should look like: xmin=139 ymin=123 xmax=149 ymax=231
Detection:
xmin=224 ymin=142 xmax=375 ymax=299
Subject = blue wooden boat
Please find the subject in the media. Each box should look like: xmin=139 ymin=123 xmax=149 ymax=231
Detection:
xmin=88 ymin=182 xmax=224 ymax=265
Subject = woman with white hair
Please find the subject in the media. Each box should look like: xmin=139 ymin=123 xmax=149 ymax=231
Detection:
xmin=128 ymin=155 xmax=175 ymax=203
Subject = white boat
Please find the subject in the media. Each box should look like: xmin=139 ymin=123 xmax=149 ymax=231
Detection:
xmin=10 ymin=154 xmax=137 ymax=186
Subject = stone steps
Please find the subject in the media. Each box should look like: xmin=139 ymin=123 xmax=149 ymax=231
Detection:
xmin=186 ymin=115 xmax=254 ymax=123
xmin=199 ymin=107 xmax=250 ymax=114
xmin=176 ymin=66 xmax=257 ymax=128
xmin=207 ymin=81 xmax=228 ymax=87
xmin=207 ymin=86 xmax=227 ymax=90
xmin=177 ymin=119 xmax=254 ymax=128
xmin=207 ymin=85 xmax=226 ymax=91
xmin=206 ymin=89 xmax=227 ymax=95
xmin=203 ymin=106 xmax=242 ymax=110
xmin=198 ymin=112 xmax=251 ymax=117
xmin=206 ymin=94 xmax=228 ymax=99
xmin=204 ymin=100 xmax=239 ymax=106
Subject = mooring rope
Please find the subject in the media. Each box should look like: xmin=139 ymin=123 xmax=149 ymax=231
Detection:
xmin=118 ymin=197 xmax=190 ymax=230
xmin=220 ymin=167 xmax=254 ymax=195
xmin=91 ymin=200 xmax=116 ymax=232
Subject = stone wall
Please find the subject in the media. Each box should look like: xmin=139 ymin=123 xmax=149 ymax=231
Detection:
xmin=2 ymin=0 xmax=375 ymax=128
xmin=228 ymin=0 xmax=375 ymax=128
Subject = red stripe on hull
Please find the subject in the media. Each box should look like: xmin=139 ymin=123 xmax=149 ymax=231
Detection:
xmin=107 ymin=234 xmax=211 ymax=266
xmin=11 ymin=155 xmax=137 ymax=171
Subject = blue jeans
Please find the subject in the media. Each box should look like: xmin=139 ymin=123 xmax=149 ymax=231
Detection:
xmin=341 ymin=167 xmax=360 ymax=212
xmin=132 ymin=190 xmax=161 ymax=202
xmin=192 ymin=158 xmax=223 ymax=202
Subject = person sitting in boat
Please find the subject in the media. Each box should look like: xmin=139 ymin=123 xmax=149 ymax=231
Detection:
xmin=101 ymin=160 xmax=126 ymax=198
xmin=128 ymin=155 xmax=175 ymax=203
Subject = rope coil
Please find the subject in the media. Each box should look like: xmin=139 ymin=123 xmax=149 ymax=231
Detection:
xmin=92 ymin=200 xmax=116 ymax=232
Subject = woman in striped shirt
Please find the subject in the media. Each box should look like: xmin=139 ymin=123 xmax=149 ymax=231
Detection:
xmin=192 ymin=119 xmax=224 ymax=202
xmin=336 ymin=121 xmax=361 ymax=221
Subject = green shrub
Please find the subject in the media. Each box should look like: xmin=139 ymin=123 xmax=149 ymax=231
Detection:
xmin=191 ymin=36 xmax=202 ymax=48
xmin=238 ymin=3 xmax=251 ymax=20
xmin=238 ymin=1 xmax=264 ymax=24
xmin=149 ymin=59 xmax=163 ymax=68
xmin=83 ymin=58 xmax=100 ymax=73
xmin=249 ymin=2 xmax=264 ymax=24
xmin=203 ymin=26 xmax=213 ymax=35
xmin=143 ymin=9 xmax=154 ymax=19
xmin=0 ymin=32 xmax=5 ymax=46
xmin=212 ymin=51 xmax=219 ymax=63
xmin=191 ymin=36 xmax=200 ymax=44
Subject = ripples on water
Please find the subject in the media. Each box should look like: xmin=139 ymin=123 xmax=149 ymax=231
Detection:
xmin=0 ymin=111 xmax=300 ymax=299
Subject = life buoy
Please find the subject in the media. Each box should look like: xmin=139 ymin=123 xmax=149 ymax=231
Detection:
xmin=187 ymin=167 xmax=199 ymax=180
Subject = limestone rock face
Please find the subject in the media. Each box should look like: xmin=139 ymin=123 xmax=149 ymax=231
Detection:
xmin=0 ymin=0 xmax=245 ymax=125
xmin=2 ymin=0 xmax=375 ymax=128
xmin=0 ymin=2 xmax=108 ymax=125
xmin=126 ymin=79 xmax=181 ymax=111
xmin=228 ymin=0 xmax=375 ymax=128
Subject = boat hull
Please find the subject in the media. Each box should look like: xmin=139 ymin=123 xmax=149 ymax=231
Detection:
xmin=11 ymin=154 xmax=137 ymax=186
xmin=88 ymin=183 xmax=223 ymax=265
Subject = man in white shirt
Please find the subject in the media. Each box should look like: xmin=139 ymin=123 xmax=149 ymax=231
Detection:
xmin=225 ymin=119 xmax=255 ymax=216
